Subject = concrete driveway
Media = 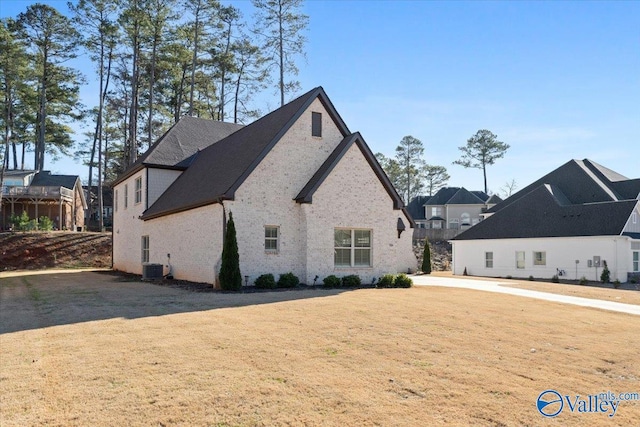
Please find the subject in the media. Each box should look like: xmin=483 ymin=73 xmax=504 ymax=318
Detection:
xmin=411 ymin=275 xmax=640 ymax=316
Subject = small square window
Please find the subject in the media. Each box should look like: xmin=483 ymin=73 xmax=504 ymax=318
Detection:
xmin=485 ymin=252 xmax=493 ymax=268
xmin=312 ymin=112 xmax=322 ymax=137
xmin=265 ymin=226 xmax=279 ymax=252
xmin=533 ymin=251 xmax=546 ymax=266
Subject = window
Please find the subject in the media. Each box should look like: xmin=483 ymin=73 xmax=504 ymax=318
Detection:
xmin=633 ymin=251 xmax=639 ymax=272
xmin=461 ymin=213 xmax=471 ymax=226
xmin=312 ymin=112 xmax=322 ymax=137
xmin=115 ymin=189 xmax=118 ymax=212
xmin=265 ymin=226 xmax=279 ymax=252
xmin=485 ymin=252 xmax=493 ymax=268
xmin=430 ymin=207 xmax=441 ymax=217
xmin=141 ymin=235 xmax=149 ymax=263
xmin=124 ymin=184 xmax=128 ymax=209
xmin=633 ymin=212 xmax=638 ymax=224
xmin=135 ymin=176 xmax=142 ymax=204
xmin=533 ymin=251 xmax=546 ymax=266
xmin=334 ymin=229 xmax=371 ymax=267
xmin=449 ymin=218 xmax=459 ymax=229
xmin=516 ymin=251 xmax=525 ymax=269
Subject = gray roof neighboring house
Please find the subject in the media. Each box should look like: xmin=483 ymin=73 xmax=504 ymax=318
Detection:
xmin=30 ymin=171 xmax=79 ymax=189
xmin=138 ymin=86 xmax=410 ymax=223
xmin=425 ymin=187 xmax=490 ymax=206
xmin=486 ymin=159 xmax=640 ymax=214
xmin=406 ymin=196 xmax=431 ymax=221
xmin=453 ymin=159 xmax=639 ymax=241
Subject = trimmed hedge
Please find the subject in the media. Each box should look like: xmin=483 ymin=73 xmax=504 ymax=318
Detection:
xmin=341 ymin=275 xmax=361 ymax=288
xmin=322 ymin=275 xmax=341 ymax=288
xmin=277 ymin=272 xmax=300 ymax=288
xmin=255 ymin=273 xmax=276 ymax=289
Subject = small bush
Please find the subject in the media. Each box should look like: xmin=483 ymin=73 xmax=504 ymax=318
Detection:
xmin=341 ymin=275 xmax=361 ymax=288
xmin=39 ymin=216 xmax=54 ymax=231
xmin=528 ymin=275 xmax=535 ymax=281
xmin=613 ymin=279 xmax=621 ymax=289
xmin=277 ymin=272 xmax=299 ymax=288
xmin=394 ymin=274 xmax=413 ymax=288
xmin=254 ymin=273 xmax=276 ymax=289
xmin=377 ymin=274 xmax=395 ymax=288
xmin=579 ymin=276 xmax=588 ymax=285
xmin=600 ymin=260 xmax=610 ymax=283
xmin=322 ymin=275 xmax=341 ymax=288
xmin=630 ymin=276 xmax=639 ymax=285
xmin=551 ymin=274 xmax=559 ymax=283
xmin=506 ymin=275 xmax=512 ymax=279
xmin=463 ymin=267 xmax=468 ymax=276
xmin=10 ymin=211 xmax=31 ymax=231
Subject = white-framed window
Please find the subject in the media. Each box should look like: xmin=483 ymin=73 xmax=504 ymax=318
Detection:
xmin=633 ymin=212 xmax=637 ymax=224
xmin=334 ymin=229 xmax=371 ymax=267
xmin=115 ymin=189 xmax=118 ymax=212
xmin=124 ymin=184 xmax=128 ymax=209
xmin=516 ymin=251 xmax=525 ymax=269
xmin=135 ymin=176 xmax=142 ymax=205
xmin=312 ymin=112 xmax=322 ymax=137
xmin=633 ymin=251 xmax=639 ymax=272
xmin=533 ymin=251 xmax=546 ymax=266
xmin=449 ymin=218 xmax=459 ymax=229
xmin=461 ymin=213 xmax=471 ymax=226
xmin=485 ymin=252 xmax=493 ymax=268
xmin=431 ymin=207 xmax=441 ymax=217
xmin=141 ymin=235 xmax=149 ymax=263
xmin=265 ymin=226 xmax=279 ymax=253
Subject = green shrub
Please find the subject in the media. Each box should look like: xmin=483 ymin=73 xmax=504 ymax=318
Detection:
xmin=377 ymin=274 xmax=395 ymax=288
xmin=394 ymin=274 xmax=413 ymax=288
xmin=463 ymin=267 xmax=468 ymax=276
xmin=10 ymin=211 xmax=31 ymax=231
xmin=613 ymin=279 xmax=621 ymax=289
xmin=528 ymin=275 xmax=535 ymax=281
xmin=341 ymin=275 xmax=361 ymax=288
xmin=421 ymin=239 xmax=432 ymax=274
xmin=506 ymin=275 xmax=512 ymax=279
xmin=579 ymin=276 xmax=588 ymax=285
xmin=322 ymin=275 xmax=341 ymax=288
xmin=219 ymin=212 xmax=242 ymax=291
xmin=254 ymin=273 xmax=276 ymax=289
xmin=551 ymin=274 xmax=559 ymax=283
xmin=277 ymin=272 xmax=299 ymax=288
xmin=600 ymin=260 xmax=610 ymax=283
xmin=630 ymin=276 xmax=639 ymax=285
xmin=39 ymin=216 xmax=54 ymax=231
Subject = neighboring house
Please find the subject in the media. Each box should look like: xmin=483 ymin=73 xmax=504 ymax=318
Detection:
xmin=406 ymin=195 xmax=431 ymax=229
xmin=83 ymin=186 xmax=114 ymax=229
xmin=112 ymin=87 xmax=416 ymax=285
xmin=424 ymin=187 xmax=501 ymax=231
xmin=1 ymin=170 xmax=87 ymax=231
xmin=451 ymin=159 xmax=640 ymax=282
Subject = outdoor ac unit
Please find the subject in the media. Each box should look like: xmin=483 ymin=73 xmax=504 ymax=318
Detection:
xmin=142 ymin=263 xmax=163 ymax=280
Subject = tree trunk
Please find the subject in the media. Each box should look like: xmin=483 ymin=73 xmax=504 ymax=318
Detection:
xmin=188 ymin=10 xmax=200 ymax=116
xmin=278 ymin=0 xmax=284 ymax=107
xmin=128 ymin=10 xmax=140 ymax=165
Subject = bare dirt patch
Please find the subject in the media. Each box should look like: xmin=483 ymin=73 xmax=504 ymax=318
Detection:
xmin=1 ymin=271 xmax=638 ymax=426
xmin=0 ymin=232 xmax=111 ymax=271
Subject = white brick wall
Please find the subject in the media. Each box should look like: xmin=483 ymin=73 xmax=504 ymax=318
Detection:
xmin=113 ymin=97 xmax=417 ymax=285
xmin=112 ymin=171 xmax=147 ymax=274
xmin=452 ymin=235 xmax=636 ymax=282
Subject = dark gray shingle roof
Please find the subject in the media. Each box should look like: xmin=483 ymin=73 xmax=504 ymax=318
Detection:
xmin=113 ymin=117 xmax=244 ymax=186
xmin=407 ymin=196 xmax=431 ymax=221
xmin=425 ymin=187 xmax=486 ymax=206
xmin=31 ymin=172 xmax=79 ymax=189
xmin=453 ymin=184 xmax=638 ymax=240
xmin=141 ymin=87 xmax=351 ymax=220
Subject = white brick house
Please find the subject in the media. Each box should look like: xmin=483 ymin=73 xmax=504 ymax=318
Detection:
xmin=112 ymin=87 xmax=416 ymax=285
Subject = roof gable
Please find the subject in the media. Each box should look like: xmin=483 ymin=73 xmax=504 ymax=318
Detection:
xmin=295 ymin=132 xmax=405 ymax=209
xmin=448 ymin=188 xmax=486 ymax=205
xmin=487 ymin=159 xmax=628 ymax=214
xmin=113 ymin=117 xmax=243 ymax=186
xmin=454 ymin=184 xmax=638 ymax=240
xmin=31 ymin=172 xmax=79 ymax=189
xmin=141 ymin=87 xmax=350 ymax=220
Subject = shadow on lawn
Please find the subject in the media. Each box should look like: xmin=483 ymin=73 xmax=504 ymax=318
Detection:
xmin=0 ymin=270 xmax=361 ymax=334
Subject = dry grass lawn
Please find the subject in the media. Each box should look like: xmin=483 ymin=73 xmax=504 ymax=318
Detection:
xmin=1 ymin=271 xmax=639 ymax=426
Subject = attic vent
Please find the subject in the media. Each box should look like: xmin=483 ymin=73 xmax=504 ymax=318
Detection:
xmin=142 ymin=263 xmax=163 ymax=280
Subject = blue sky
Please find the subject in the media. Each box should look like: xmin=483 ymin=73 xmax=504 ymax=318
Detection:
xmin=1 ymin=0 xmax=638 ymax=195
